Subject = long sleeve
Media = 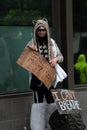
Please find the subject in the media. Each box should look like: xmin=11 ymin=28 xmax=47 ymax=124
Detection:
xmin=25 ymin=38 xmax=34 ymax=48
xmin=51 ymin=38 xmax=64 ymax=63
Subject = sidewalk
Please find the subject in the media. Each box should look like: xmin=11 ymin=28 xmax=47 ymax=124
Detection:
xmin=76 ymin=91 xmax=87 ymax=130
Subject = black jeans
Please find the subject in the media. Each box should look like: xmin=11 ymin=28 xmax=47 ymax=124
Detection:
xmin=30 ymin=74 xmax=54 ymax=103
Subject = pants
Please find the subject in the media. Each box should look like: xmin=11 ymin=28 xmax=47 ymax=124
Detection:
xmin=30 ymin=74 xmax=54 ymax=103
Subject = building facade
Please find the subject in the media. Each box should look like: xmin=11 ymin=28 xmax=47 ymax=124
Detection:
xmin=0 ymin=0 xmax=87 ymax=129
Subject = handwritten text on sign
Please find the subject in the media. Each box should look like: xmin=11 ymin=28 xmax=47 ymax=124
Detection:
xmin=16 ymin=47 xmax=56 ymax=89
xmin=51 ymin=89 xmax=81 ymax=114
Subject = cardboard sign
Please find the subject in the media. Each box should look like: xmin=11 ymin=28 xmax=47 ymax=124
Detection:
xmin=16 ymin=47 xmax=56 ymax=89
xmin=51 ymin=89 xmax=81 ymax=114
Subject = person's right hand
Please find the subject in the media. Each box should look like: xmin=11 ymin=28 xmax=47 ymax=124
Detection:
xmin=28 ymin=44 xmax=37 ymax=51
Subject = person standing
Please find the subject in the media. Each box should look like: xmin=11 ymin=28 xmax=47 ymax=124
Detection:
xmin=26 ymin=18 xmax=65 ymax=130
xmin=26 ymin=18 xmax=63 ymax=103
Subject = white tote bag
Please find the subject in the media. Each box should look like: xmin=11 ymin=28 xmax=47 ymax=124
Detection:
xmin=30 ymin=92 xmax=46 ymax=130
xmin=30 ymin=92 xmax=57 ymax=130
xmin=30 ymin=102 xmax=46 ymax=130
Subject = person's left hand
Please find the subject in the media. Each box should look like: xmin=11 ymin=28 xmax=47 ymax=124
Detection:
xmin=49 ymin=57 xmax=58 ymax=67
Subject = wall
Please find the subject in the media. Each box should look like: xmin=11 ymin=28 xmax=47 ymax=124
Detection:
xmin=0 ymin=93 xmax=33 ymax=130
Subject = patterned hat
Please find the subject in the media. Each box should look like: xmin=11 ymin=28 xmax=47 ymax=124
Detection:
xmin=32 ymin=18 xmax=52 ymax=61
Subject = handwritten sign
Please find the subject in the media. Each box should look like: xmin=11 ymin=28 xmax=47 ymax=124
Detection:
xmin=51 ymin=89 xmax=81 ymax=114
xmin=16 ymin=47 xmax=56 ymax=89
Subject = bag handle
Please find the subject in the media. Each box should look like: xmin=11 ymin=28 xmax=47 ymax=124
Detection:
xmin=33 ymin=91 xmax=39 ymax=103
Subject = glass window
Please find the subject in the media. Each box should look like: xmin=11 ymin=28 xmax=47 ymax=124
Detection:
xmin=0 ymin=0 xmax=52 ymax=26
xmin=73 ymin=0 xmax=87 ymax=85
xmin=0 ymin=0 xmax=52 ymax=94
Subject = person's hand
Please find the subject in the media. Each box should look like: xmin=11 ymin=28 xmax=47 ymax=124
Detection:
xmin=28 ymin=44 xmax=37 ymax=51
xmin=49 ymin=57 xmax=58 ymax=67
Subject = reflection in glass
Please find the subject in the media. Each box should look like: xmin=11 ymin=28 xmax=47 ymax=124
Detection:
xmin=0 ymin=0 xmax=51 ymax=26
xmin=0 ymin=0 xmax=52 ymax=93
xmin=73 ymin=33 xmax=87 ymax=84
xmin=73 ymin=0 xmax=87 ymax=84
xmin=0 ymin=26 xmax=33 ymax=93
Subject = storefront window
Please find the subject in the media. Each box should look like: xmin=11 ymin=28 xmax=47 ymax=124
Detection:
xmin=73 ymin=0 xmax=87 ymax=85
xmin=0 ymin=0 xmax=52 ymax=93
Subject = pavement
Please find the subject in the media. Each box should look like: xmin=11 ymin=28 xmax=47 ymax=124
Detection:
xmin=76 ymin=91 xmax=87 ymax=130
